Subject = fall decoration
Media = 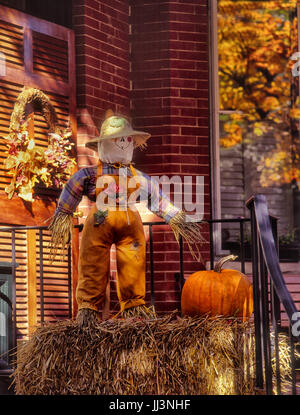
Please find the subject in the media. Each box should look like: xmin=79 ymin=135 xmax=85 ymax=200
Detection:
xmin=12 ymin=314 xmax=255 ymax=395
xmin=169 ymin=211 xmax=205 ymax=262
xmin=3 ymin=87 xmax=75 ymax=202
xmin=181 ymin=255 xmax=254 ymax=321
xmin=48 ymin=212 xmax=74 ymax=261
xmin=118 ymin=304 xmax=157 ymax=319
xmin=76 ymin=308 xmax=101 ymax=329
xmin=12 ymin=313 xmax=298 ymax=395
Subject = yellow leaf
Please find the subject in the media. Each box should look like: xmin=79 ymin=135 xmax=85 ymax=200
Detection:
xmin=17 ymin=151 xmax=31 ymax=163
xmin=18 ymin=184 xmax=34 ymax=202
xmin=27 ymin=139 xmax=35 ymax=150
xmin=5 ymin=182 xmax=15 ymax=199
xmin=4 ymin=157 xmax=16 ymax=169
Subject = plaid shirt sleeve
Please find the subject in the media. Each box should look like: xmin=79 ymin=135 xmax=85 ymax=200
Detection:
xmin=56 ymin=167 xmax=97 ymax=215
xmin=135 ymin=169 xmax=180 ymax=223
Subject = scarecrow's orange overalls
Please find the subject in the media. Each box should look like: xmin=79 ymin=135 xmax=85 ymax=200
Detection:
xmin=76 ymin=161 xmax=146 ymax=313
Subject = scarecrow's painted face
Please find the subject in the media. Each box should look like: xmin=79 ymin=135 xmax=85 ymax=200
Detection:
xmin=98 ymin=136 xmax=134 ymax=164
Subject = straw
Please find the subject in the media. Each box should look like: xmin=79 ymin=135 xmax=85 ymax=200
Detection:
xmin=12 ymin=314 xmax=256 ymax=395
xmin=12 ymin=314 xmax=298 ymax=395
xmin=169 ymin=211 xmax=205 ymax=263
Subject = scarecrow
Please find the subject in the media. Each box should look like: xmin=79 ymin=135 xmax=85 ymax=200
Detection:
xmin=49 ymin=110 xmax=203 ymax=326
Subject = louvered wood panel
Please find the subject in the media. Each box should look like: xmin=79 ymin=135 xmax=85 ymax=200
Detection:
xmin=0 ymin=228 xmax=72 ymax=338
xmin=35 ymin=231 xmax=71 ymax=324
xmin=0 ymin=19 xmax=24 ymax=69
xmin=32 ymin=31 xmax=69 ymax=82
xmin=0 ymin=5 xmax=77 ymax=227
xmin=0 ymin=6 xmax=78 ymax=342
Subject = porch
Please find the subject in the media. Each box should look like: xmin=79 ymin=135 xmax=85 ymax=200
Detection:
xmin=0 ymin=194 xmax=299 ymax=395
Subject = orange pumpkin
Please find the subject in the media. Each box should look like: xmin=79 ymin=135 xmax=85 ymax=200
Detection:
xmin=181 ymin=255 xmax=254 ymax=321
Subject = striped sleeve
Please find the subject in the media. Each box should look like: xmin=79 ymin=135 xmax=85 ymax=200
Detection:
xmin=56 ymin=167 xmax=97 ymax=215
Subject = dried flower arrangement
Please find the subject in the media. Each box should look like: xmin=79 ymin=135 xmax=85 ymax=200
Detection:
xmin=3 ymin=87 xmax=76 ymax=202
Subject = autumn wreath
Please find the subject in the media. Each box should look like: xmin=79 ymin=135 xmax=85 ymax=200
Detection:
xmin=4 ymin=87 xmax=76 ymax=202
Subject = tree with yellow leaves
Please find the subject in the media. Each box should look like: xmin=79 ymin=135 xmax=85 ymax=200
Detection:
xmin=218 ymin=0 xmax=300 ymax=186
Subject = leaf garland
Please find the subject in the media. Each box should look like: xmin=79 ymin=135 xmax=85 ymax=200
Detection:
xmin=3 ymin=88 xmax=76 ymax=202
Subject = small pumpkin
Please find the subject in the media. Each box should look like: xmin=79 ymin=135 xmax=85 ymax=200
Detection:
xmin=181 ymin=255 xmax=253 ymax=321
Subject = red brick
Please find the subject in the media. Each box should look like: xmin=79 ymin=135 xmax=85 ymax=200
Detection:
xmin=169 ymin=69 xmax=199 ymax=80
xmin=85 ymin=0 xmax=101 ymax=10
xmin=169 ymin=21 xmax=208 ymax=34
xmin=131 ymin=48 xmax=170 ymax=61
xmin=130 ymin=31 xmax=169 ymax=43
xmin=181 ymin=165 xmax=210 ymax=175
xmin=168 ymin=11 xmax=204 ymax=24
xmin=169 ymin=116 xmax=197 ymax=126
xmin=172 ymin=50 xmax=208 ymax=61
xmin=168 ymin=3 xmax=195 ymax=14
xmin=196 ymin=61 xmax=209 ymax=71
xmin=132 ymin=97 xmax=163 ymax=109
xmin=154 ymin=281 xmax=179 ymax=291
xmin=171 ymin=60 xmax=197 ymax=71
xmin=163 ymin=97 xmax=197 ymax=108
xmin=132 ymin=79 xmax=165 ymax=90
xmin=170 ymin=78 xmax=196 ymax=89
xmin=197 ymin=98 xmax=209 ymax=109
xmin=178 ymin=32 xmax=208 ymax=43
xmin=101 ymin=42 xmax=129 ymax=61
xmin=99 ymin=22 xmax=116 ymax=37
xmin=101 ymin=3 xmax=128 ymax=20
xmin=176 ymin=0 xmax=207 ymax=6
xmin=132 ymin=88 xmax=170 ymax=100
xmin=101 ymin=0 xmax=129 ymax=15
xmin=179 ymin=89 xmax=201 ymax=99
xmin=169 ymin=135 xmax=197 ymax=145
xmin=154 ymin=302 xmax=180 ymax=313
xmin=131 ymin=21 xmax=170 ymax=34
xmin=154 ymin=292 xmax=179 ymax=302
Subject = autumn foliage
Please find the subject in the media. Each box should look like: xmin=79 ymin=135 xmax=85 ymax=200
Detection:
xmin=218 ymin=0 xmax=300 ymax=186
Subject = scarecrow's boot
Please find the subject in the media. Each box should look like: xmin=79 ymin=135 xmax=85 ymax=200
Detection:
xmin=76 ymin=308 xmax=100 ymax=328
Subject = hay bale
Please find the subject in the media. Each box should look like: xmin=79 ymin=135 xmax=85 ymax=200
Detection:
xmin=13 ymin=313 xmax=257 ymax=395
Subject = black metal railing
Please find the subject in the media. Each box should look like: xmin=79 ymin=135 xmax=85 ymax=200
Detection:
xmin=1 ymin=196 xmax=299 ymax=395
xmin=247 ymin=194 xmax=300 ymax=395
xmin=0 ymin=216 xmax=251 ymax=362
xmin=144 ymin=217 xmax=251 ymax=302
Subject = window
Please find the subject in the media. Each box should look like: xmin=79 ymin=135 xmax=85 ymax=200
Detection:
xmin=210 ymin=0 xmax=300 ymax=261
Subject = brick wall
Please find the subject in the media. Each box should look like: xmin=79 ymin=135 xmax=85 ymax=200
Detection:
xmin=72 ymin=0 xmax=211 ymax=316
xmin=130 ymin=0 xmax=211 ymax=314
xmin=73 ymin=0 xmax=130 ymax=173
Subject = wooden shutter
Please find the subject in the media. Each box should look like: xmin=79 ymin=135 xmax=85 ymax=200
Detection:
xmin=0 ymin=5 xmax=76 ymax=226
xmin=0 ymin=227 xmax=73 ymax=339
xmin=0 ymin=6 xmax=77 ymax=338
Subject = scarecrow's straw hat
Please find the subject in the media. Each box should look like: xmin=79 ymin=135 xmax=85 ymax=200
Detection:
xmin=86 ymin=109 xmax=151 ymax=151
